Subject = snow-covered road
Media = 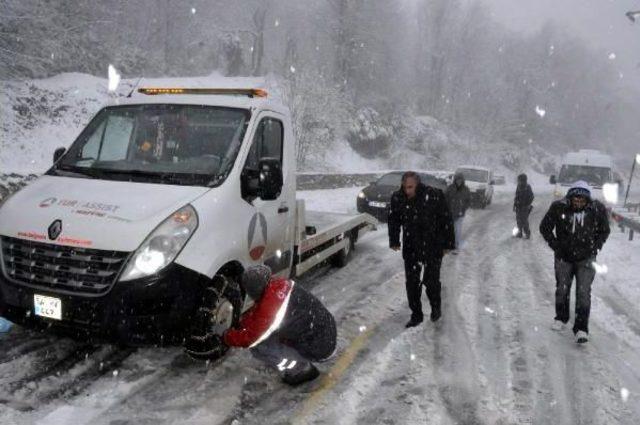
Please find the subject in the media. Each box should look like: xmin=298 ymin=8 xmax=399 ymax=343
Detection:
xmin=1 ymin=188 xmax=639 ymax=425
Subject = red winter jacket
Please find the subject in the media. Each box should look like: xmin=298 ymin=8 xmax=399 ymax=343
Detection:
xmin=223 ymin=278 xmax=294 ymax=348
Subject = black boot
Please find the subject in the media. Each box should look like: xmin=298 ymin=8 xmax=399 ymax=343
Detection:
xmin=430 ymin=309 xmax=441 ymax=322
xmin=282 ymin=363 xmax=320 ymax=386
xmin=405 ymin=317 xmax=423 ymax=328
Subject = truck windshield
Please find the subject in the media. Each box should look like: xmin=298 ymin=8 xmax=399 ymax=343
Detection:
xmin=457 ymin=168 xmax=488 ymax=183
xmin=558 ymin=165 xmax=611 ymax=188
xmin=50 ymin=104 xmax=250 ymax=186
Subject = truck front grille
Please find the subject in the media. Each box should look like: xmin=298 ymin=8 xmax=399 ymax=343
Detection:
xmin=0 ymin=236 xmax=129 ymax=295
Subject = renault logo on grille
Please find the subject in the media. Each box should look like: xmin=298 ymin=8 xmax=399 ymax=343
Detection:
xmin=48 ymin=220 xmax=62 ymax=240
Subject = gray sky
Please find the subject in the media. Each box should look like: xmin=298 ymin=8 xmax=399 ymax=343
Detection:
xmin=481 ymin=0 xmax=640 ymax=87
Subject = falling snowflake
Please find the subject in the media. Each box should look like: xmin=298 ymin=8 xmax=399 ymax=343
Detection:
xmin=535 ymin=105 xmax=546 ymax=118
xmin=191 ymin=7 xmax=196 ymax=14
xmin=290 ymin=65 xmax=296 ymax=74
xmin=621 ymin=388 xmax=630 ymax=403
xmin=108 ymin=64 xmax=121 ymax=92
xmin=275 ymin=19 xmax=280 ymax=27
xmin=410 ymin=353 xmax=416 ymax=361
xmin=608 ymin=53 xmax=616 ymax=60
xmin=512 ymin=227 xmax=520 ymax=237
xmin=113 ymin=370 xmax=119 ymax=377
xmin=484 ymin=307 xmax=495 ymax=314
xmin=359 ymin=325 xmax=367 ymax=333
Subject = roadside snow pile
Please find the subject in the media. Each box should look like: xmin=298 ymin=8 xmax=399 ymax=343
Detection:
xmin=0 ymin=173 xmax=38 ymax=203
xmin=0 ymin=73 xmax=110 ymax=174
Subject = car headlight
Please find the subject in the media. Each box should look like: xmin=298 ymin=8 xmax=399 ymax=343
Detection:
xmin=554 ymin=189 xmax=563 ymax=197
xmin=120 ymin=205 xmax=198 ymax=281
xmin=358 ymin=191 xmax=366 ymax=199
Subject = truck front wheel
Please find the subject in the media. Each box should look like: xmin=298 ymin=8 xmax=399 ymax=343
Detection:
xmin=184 ymin=274 xmax=243 ymax=360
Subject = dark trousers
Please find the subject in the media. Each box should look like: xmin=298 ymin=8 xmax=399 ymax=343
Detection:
xmin=404 ymin=256 xmax=443 ymax=320
xmin=251 ymin=334 xmax=312 ymax=375
xmin=515 ymin=207 xmax=532 ymax=237
xmin=554 ymin=257 xmax=596 ymax=334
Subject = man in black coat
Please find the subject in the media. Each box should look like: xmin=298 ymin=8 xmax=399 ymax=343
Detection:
xmin=388 ymin=171 xmax=456 ymax=327
xmin=445 ymin=172 xmax=471 ymax=250
xmin=513 ymin=173 xmax=534 ymax=239
xmin=539 ymin=180 xmax=610 ymax=344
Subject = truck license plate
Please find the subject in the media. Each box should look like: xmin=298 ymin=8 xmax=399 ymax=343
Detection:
xmin=369 ymin=201 xmax=387 ymax=208
xmin=34 ymin=294 xmax=62 ymax=320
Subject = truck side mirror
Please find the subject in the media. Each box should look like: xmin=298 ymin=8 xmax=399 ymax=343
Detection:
xmin=549 ymin=175 xmax=556 ymax=184
xmin=53 ymin=147 xmax=66 ymax=164
xmin=258 ymin=158 xmax=283 ymax=201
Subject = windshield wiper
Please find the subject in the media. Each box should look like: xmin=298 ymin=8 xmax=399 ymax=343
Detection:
xmin=96 ymin=168 xmax=207 ymax=186
xmin=51 ymin=164 xmax=98 ymax=179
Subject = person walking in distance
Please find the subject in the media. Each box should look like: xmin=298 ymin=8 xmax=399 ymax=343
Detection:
xmin=513 ymin=173 xmax=534 ymax=239
xmin=445 ymin=172 xmax=471 ymax=251
xmin=388 ymin=172 xmax=456 ymax=327
xmin=539 ymin=181 xmax=610 ymax=344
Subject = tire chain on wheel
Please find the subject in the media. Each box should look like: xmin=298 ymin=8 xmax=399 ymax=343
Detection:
xmin=184 ymin=275 xmax=239 ymax=360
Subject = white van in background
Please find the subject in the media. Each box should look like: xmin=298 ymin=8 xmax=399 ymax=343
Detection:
xmin=550 ymin=149 xmax=623 ymax=205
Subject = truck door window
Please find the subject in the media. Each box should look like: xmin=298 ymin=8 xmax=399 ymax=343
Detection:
xmin=242 ymin=118 xmax=284 ymax=200
xmin=245 ymin=118 xmax=283 ymax=168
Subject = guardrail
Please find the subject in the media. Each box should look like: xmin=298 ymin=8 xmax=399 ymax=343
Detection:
xmin=611 ymin=203 xmax=640 ymax=241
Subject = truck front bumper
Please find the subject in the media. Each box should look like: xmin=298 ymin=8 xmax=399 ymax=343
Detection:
xmin=0 ymin=263 xmax=207 ymax=346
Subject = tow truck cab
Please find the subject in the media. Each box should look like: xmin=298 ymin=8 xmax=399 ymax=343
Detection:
xmin=0 ymin=85 xmax=375 ymax=359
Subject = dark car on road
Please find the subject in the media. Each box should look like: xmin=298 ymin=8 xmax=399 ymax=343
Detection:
xmin=356 ymin=171 xmax=448 ymax=222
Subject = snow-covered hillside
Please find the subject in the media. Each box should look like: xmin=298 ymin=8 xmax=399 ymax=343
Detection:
xmin=1 ymin=73 xmax=557 ymax=179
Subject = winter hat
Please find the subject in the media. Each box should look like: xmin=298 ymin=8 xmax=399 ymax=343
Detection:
xmin=241 ymin=265 xmax=272 ymax=300
xmin=517 ymin=173 xmax=527 ymax=183
xmin=566 ymin=180 xmax=591 ymax=199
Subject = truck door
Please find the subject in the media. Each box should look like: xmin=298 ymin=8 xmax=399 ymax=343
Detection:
xmin=241 ymin=114 xmax=292 ymax=276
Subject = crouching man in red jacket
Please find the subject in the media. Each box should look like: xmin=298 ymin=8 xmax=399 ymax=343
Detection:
xmin=223 ymin=265 xmax=337 ymax=386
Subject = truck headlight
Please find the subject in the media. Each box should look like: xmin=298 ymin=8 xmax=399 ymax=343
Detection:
xmin=358 ymin=191 xmax=366 ymax=199
xmin=603 ymin=183 xmax=619 ymax=205
xmin=120 ymin=205 xmax=198 ymax=281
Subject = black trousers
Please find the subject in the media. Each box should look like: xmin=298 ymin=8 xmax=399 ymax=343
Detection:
xmin=554 ymin=256 xmax=596 ymax=334
xmin=404 ymin=256 xmax=443 ymax=321
xmin=515 ymin=206 xmax=532 ymax=237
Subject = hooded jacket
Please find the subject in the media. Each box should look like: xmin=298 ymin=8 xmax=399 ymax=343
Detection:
xmin=514 ymin=174 xmax=534 ymax=211
xmin=445 ymin=174 xmax=472 ymax=218
xmin=389 ymin=182 xmax=456 ymax=260
xmin=539 ymin=181 xmax=610 ymax=262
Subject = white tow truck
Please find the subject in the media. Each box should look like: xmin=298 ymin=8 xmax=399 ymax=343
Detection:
xmin=0 ymin=84 xmax=376 ymax=359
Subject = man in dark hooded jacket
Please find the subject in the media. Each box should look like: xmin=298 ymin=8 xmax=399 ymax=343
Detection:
xmin=513 ymin=173 xmax=534 ymax=239
xmin=389 ymin=172 xmax=456 ymax=327
xmin=539 ymin=181 xmax=610 ymax=344
xmin=445 ymin=172 xmax=471 ymax=250
xmin=223 ymin=265 xmax=337 ymax=386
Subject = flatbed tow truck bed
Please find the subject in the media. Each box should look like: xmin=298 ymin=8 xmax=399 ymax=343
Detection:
xmin=293 ymin=199 xmax=377 ymax=276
